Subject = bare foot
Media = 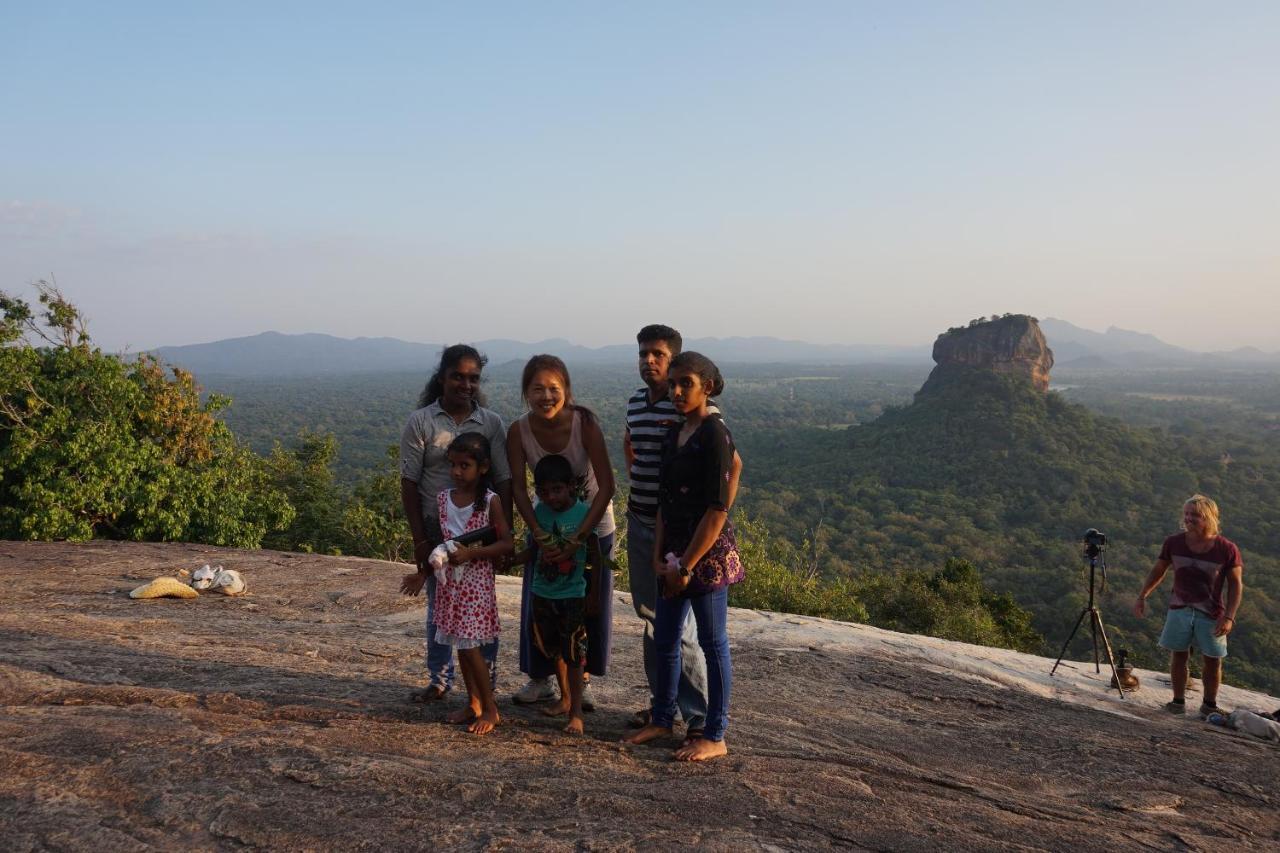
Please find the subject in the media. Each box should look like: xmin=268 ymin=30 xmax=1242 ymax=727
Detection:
xmin=680 ymin=728 xmax=705 ymax=748
xmin=446 ymin=703 xmax=480 ymax=725
xmin=620 ymin=723 xmax=672 ymax=745
xmin=674 ymin=737 xmax=727 ymax=762
xmin=468 ymin=708 xmax=500 ymax=736
xmin=541 ymin=700 xmax=571 ymax=718
xmin=563 ymin=715 xmax=584 ymax=735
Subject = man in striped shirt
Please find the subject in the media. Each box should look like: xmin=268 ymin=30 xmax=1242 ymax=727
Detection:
xmin=624 ymin=324 xmax=741 ymax=739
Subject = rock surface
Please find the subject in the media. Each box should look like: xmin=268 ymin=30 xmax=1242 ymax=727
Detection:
xmin=920 ymin=315 xmax=1055 ymax=395
xmin=2 ymin=540 xmax=1277 ymax=851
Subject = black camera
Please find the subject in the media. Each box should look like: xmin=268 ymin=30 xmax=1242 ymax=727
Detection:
xmin=1083 ymin=528 xmax=1107 ymax=557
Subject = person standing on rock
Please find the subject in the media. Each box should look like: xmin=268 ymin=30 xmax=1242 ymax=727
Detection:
xmin=622 ymin=324 xmax=740 ymax=739
xmin=623 ymin=352 xmax=744 ymax=762
xmin=507 ymin=355 xmax=616 ymax=710
xmin=399 ymin=345 xmax=512 ymax=702
xmin=1133 ymin=494 xmax=1244 ymax=719
xmin=429 ymin=432 xmax=512 ymax=735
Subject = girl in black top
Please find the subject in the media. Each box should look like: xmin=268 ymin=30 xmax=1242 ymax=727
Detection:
xmin=621 ymin=352 xmax=743 ymax=762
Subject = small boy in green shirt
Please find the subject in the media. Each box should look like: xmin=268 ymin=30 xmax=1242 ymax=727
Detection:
xmin=530 ymin=454 xmax=600 ymax=735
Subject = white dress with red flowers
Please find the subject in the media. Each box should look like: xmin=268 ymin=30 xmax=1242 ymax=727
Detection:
xmin=432 ymin=489 xmax=500 ymax=649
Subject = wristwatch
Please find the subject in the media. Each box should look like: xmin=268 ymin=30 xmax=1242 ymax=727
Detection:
xmin=677 ymin=559 xmax=690 ymax=578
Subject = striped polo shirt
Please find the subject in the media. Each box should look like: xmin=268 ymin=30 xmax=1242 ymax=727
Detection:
xmin=626 ymin=387 xmax=721 ymax=525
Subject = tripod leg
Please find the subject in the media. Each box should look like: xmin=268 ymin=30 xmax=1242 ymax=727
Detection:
xmin=1051 ymin=608 xmax=1090 ymax=677
xmin=1091 ymin=614 xmax=1100 ymax=673
xmin=1093 ymin=611 xmax=1126 ymax=699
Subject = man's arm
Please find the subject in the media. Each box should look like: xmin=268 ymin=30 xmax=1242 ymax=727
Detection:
xmin=1133 ymin=558 xmax=1170 ymax=617
xmin=1215 ymin=565 xmax=1244 ymax=636
xmin=623 ymin=426 xmax=635 ymax=473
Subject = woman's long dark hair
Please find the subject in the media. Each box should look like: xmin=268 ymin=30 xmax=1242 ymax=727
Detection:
xmin=418 ymin=344 xmax=488 ymax=409
xmin=446 ymin=432 xmax=494 ymax=512
xmin=520 ymin=353 xmax=597 ymax=423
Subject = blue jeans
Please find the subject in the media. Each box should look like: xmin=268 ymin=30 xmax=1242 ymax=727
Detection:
xmin=426 ymin=573 xmax=498 ymax=690
xmin=653 ymin=587 xmax=731 ymax=741
xmin=627 ymin=512 xmax=708 ymax=730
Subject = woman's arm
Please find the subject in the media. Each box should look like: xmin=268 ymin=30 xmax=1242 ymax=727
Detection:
xmin=651 ymin=507 xmax=683 ymax=597
xmin=682 ymin=419 xmax=736 ymax=570
xmin=576 ymin=415 xmax=616 ymax=541
xmin=506 ymin=420 xmax=543 ymax=536
xmin=401 ymin=479 xmax=429 ymax=565
xmin=681 ymin=507 xmax=729 ymax=571
xmin=400 ymin=478 xmax=432 ymax=595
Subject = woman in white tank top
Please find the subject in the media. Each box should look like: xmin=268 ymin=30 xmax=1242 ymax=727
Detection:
xmin=507 ymin=355 xmax=616 ymax=701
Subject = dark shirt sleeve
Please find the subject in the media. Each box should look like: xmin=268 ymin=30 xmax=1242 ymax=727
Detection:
xmin=1158 ymin=535 xmax=1174 ymax=562
xmin=1225 ymin=540 xmax=1243 ymax=571
xmin=703 ymin=419 xmax=735 ymax=511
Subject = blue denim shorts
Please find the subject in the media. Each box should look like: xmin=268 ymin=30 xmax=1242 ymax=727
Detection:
xmin=1159 ymin=607 xmax=1228 ymax=658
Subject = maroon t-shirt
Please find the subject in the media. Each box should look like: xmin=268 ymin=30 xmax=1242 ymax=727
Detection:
xmin=1158 ymin=533 xmax=1242 ymax=617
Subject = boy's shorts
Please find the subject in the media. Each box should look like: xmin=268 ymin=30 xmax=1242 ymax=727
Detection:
xmin=531 ymin=594 xmax=588 ymax=667
xmin=1159 ymin=606 xmax=1228 ymax=659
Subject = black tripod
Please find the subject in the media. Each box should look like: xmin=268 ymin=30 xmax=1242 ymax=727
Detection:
xmin=1051 ymin=532 xmax=1126 ymax=697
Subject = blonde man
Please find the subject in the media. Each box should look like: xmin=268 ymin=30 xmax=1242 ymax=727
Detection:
xmin=1134 ymin=495 xmax=1245 ymax=717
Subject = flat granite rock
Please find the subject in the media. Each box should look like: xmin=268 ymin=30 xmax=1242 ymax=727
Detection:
xmin=1 ymin=540 xmax=1277 ymax=851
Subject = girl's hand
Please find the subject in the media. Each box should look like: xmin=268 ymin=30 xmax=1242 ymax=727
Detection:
xmin=448 ymin=545 xmax=473 ymax=565
xmin=656 ymin=563 xmax=690 ymax=599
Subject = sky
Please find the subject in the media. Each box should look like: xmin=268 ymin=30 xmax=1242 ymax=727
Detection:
xmin=2 ymin=2 xmax=1278 ymax=353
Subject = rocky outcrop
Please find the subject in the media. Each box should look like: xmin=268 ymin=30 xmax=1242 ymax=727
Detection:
xmin=919 ymin=314 xmax=1054 ymax=396
xmin=2 ymin=540 xmax=1277 ymax=850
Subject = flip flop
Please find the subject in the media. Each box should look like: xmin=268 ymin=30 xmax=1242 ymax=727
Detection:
xmin=627 ymin=708 xmax=651 ymax=729
xmin=409 ymin=684 xmax=448 ymax=703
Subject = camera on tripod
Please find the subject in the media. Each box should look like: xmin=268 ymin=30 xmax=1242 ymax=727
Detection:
xmin=1051 ymin=526 xmax=1127 ymax=696
xmin=1083 ymin=528 xmax=1107 ymax=558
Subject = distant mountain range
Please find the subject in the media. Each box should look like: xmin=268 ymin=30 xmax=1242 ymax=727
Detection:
xmin=1039 ymin=318 xmax=1280 ymax=369
xmin=146 ymin=332 xmax=933 ymax=376
xmin=144 ymin=320 xmax=1279 ymax=377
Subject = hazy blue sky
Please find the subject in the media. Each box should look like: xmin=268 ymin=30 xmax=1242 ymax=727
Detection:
xmin=3 ymin=2 xmax=1277 ymax=352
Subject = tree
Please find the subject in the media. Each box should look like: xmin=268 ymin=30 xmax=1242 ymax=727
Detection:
xmin=340 ymin=446 xmax=412 ymax=562
xmin=0 ymin=282 xmax=292 ymax=545
xmin=261 ymin=430 xmax=345 ymax=554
